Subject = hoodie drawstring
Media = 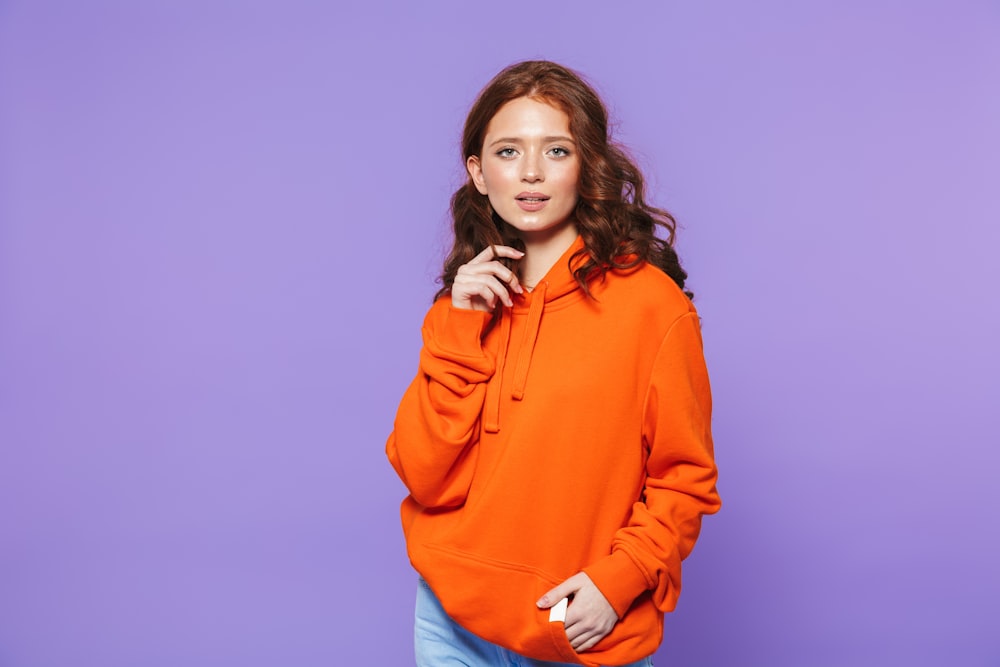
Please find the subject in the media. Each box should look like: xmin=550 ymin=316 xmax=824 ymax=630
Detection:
xmin=511 ymin=281 xmax=546 ymax=400
xmin=483 ymin=308 xmax=511 ymax=433
xmin=482 ymin=281 xmax=547 ymax=433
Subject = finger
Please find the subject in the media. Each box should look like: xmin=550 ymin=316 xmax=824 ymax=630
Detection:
xmin=470 ymin=244 xmax=525 ymax=264
xmin=563 ymin=621 xmax=585 ymax=644
xmin=476 ymin=284 xmax=497 ymax=310
xmin=564 ymin=621 xmax=605 ymax=652
xmin=536 ymin=588 xmax=569 ymax=610
xmin=563 ymin=617 xmax=596 ymax=640
xmin=537 ymin=575 xmax=582 ymax=609
xmin=455 ymin=272 xmax=510 ymax=292
xmin=458 ymin=262 xmax=522 ymax=294
xmin=574 ymin=632 xmax=603 ymax=653
xmin=564 ymin=608 xmax=600 ymax=631
xmin=564 ymin=624 xmax=588 ymax=651
xmin=456 ymin=275 xmax=512 ymax=307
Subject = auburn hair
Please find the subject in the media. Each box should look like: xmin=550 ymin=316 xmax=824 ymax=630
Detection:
xmin=436 ymin=60 xmax=690 ymax=300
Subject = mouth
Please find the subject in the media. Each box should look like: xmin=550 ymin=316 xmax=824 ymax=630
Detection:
xmin=515 ymin=195 xmax=549 ymax=212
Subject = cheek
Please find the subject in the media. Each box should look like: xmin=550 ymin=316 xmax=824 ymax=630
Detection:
xmin=556 ymin=164 xmax=581 ymax=197
xmin=479 ymin=165 xmax=502 ymax=199
xmin=485 ymin=190 xmax=505 ymax=210
xmin=485 ymin=161 xmax=518 ymax=185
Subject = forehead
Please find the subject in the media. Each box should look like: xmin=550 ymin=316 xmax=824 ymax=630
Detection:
xmin=485 ymin=96 xmax=572 ymax=138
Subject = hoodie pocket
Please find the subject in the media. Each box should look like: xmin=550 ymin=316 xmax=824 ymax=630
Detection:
xmin=418 ymin=544 xmax=586 ymax=663
xmin=534 ymin=577 xmax=587 ymax=664
xmin=417 ymin=543 xmax=660 ymax=666
xmin=546 ymin=617 xmax=586 ymax=664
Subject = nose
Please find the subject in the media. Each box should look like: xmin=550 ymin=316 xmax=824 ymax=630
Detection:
xmin=521 ymin=150 xmax=544 ymax=183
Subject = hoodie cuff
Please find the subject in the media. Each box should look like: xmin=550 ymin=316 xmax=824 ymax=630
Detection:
xmin=438 ymin=307 xmax=491 ymax=354
xmin=583 ymin=550 xmax=652 ymax=619
xmin=424 ymin=303 xmax=493 ymax=360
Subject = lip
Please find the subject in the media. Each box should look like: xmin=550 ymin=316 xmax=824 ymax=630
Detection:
xmin=516 ymin=191 xmax=550 ymax=200
xmin=516 ymin=192 xmax=549 ymax=212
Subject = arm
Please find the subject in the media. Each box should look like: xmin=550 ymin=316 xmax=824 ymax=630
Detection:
xmin=386 ymin=298 xmax=495 ymax=508
xmin=386 ymin=245 xmax=525 ymax=509
xmin=538 ymin=311 xmax=720 ymax=651
xmin=582 ymin=311 xmax=721 ymax=617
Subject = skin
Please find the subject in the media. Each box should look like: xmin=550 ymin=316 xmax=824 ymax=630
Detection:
xmin=537 ymin=573 xmax=618 ymax=653
xmin=454 ymin=96 xmax=582 ymax=310
xmin=451 ymin=96 xmax=619 ymax=652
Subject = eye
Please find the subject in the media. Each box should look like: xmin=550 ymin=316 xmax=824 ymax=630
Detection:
xmin=496 ymin=147 xmax=518 ymax=158
xmin=548 ymin=147 xmax=571 ymax=157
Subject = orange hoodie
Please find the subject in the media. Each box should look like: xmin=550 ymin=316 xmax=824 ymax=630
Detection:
xmin=387 ymin=237 xmax=720 ymax=666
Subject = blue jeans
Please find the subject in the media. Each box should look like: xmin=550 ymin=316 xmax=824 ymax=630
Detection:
xmin=415 ymin=578 xmax=654 ymax=667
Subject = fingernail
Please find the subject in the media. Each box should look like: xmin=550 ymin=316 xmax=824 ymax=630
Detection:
xmin=536 ymin=597 xmax=546 ymax=607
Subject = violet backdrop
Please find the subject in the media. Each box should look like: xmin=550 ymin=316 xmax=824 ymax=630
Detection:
xmin=1 ymin=1 xmax=998 ymax=666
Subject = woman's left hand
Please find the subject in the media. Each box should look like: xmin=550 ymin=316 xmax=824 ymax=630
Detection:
xmin=536 ymin=572 xmax=618 ymax=652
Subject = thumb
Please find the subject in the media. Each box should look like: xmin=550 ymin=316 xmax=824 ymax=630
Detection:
xmin=536 ymin=573 xmax=582 ymax=609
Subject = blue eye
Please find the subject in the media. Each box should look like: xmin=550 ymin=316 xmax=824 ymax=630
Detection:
xmin=549 ymin=147 xmax=570 ymax=157
xmin=497 ymin=148 xmax=517 ymax=158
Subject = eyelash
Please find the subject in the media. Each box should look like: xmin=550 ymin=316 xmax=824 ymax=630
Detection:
xmin=495 ymin=147 xmax=571 ymax=158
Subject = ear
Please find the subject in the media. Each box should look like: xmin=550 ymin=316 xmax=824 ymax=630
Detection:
xmin=466 ymin=155 xmax=488 ymax=195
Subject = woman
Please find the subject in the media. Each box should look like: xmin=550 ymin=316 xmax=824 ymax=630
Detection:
xmin=386 ymin=60 xmax=720 ymax=667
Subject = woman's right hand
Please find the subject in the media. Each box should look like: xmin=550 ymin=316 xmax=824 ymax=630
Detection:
xmin=451 ymin=245 xmax=525 ymax=312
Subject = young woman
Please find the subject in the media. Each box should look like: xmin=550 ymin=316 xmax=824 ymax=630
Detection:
xmin=387 ymin=60 xmax=720 ymax=667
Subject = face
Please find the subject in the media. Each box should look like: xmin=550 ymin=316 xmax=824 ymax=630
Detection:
xmin=467 ymin=96 xmax=580 ymax=242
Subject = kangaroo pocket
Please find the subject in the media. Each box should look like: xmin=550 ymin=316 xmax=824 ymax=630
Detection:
xmin=543 ymin=588 xmax=662 ymax=667
xmin=413 ymin=542 xmax=661 ymax=666
xmin=416 ymin=543 xmax=588 ymax=664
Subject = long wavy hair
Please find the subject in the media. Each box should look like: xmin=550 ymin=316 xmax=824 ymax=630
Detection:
xmin=436 ymin=60 xmax=690 ymax=300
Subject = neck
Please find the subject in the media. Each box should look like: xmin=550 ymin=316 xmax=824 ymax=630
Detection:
xmin=518 ymin=224 xmax=579 ymax=289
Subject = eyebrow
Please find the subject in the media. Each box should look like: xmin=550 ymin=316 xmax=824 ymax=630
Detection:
xmin=488 ymin=136 xmax=576 ymax=147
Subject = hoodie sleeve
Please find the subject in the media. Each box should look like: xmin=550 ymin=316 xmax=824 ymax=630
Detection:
xmin=386 ymin=298 xmax=495 ymax=509
xmin=583 ymin=311 xmax=721 ymax=617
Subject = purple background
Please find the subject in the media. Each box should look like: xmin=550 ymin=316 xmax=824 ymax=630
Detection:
xmin=1 ymin=1 xmax=998 ymax=665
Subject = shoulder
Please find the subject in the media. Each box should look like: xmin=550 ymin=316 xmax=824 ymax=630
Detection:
xmin=418 ymin=295 xmax=450 ymax=327
xmin=597 ymin=262 xmax=697 ymax=324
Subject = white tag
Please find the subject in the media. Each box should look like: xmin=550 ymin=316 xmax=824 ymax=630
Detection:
xmin=548 ymin=597 xmax=568 ymax=623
